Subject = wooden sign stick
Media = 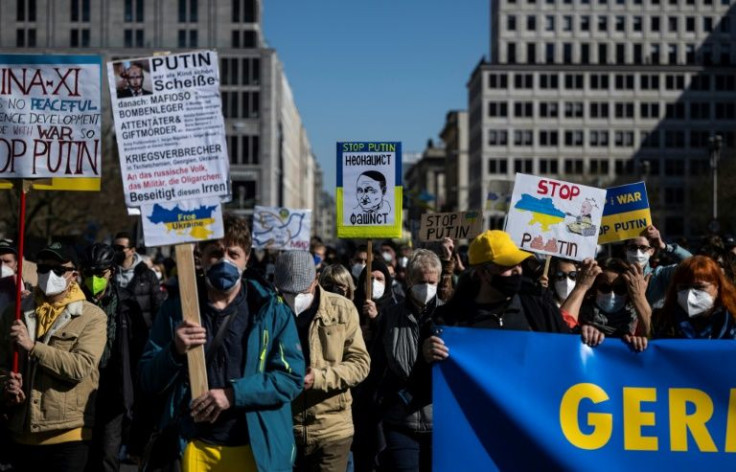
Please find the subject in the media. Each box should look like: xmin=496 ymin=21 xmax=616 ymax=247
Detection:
xmin=542 ymin=255 xmax=552 ymax=280
xmin=175 ymin=243 xmax=208 ymax=399
xmin=365 ymin=239 xmax=373 ymax=300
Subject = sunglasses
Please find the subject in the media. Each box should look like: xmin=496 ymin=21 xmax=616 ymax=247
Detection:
xmin=626 ymin=245 xmax=652 ymax=252
xmin=82 ymin=268 xmax=110 ymax=278
xmin=554 ymin=271 xmax=578 ymax=281
xmin=112 ymin=245 xmax=131 ymax=252
xmin=323 ymin=284 xmax=348 ymax=296
xmin=597 ymin=283 xmax=628 ymax=295
xmin=37 ymin=264 xmax=75 ymax=276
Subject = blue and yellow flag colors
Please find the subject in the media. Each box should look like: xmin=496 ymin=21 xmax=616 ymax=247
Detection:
xmin=336 ymin=141 xmax=402 ymax=238
xmin=598 ymin=182 xmax=651 ymax=243
xmin=434 ymin=328 xmax=736 ymax=471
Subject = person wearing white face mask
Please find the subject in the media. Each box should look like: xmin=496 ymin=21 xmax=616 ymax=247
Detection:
xmin=273 ymin=250 xmax=370 ymax=472
xmin=0 ymin=242 xmax=107 ymax=472
xmin=654 ymin=255 xmax=736 ymax=340
xmin=623 ymin=225 xmax=692 ymax=309
xmin=549 ymin=259 xmax=580 ymax=307
xmin=561 ymin=258 xmax=651 ymax=351
xmin=363 ymin=249 xmax=442 ymax=472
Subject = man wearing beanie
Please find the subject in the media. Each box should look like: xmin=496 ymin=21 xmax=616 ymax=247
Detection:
xmin=274 ymin=251 xmax=370 ymax=472
xmin=0 ymin=241 xmax=107 ymax=471
xmin=421 ymin=230 xmax=570 ymax=363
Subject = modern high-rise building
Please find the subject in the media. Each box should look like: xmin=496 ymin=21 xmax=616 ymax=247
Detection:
xmin=2 ymin=0 xmax=322 ymax=228
xmin=470 ymin=0 xmax=736 ymax=236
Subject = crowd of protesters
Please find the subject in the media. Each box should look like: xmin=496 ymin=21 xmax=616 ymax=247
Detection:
xmin=1 ymin=214 xmax=735 ymax=472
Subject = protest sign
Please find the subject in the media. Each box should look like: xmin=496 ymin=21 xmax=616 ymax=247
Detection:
xmin=434 ymin=328 xmax=736 ymax=471
xmin=252 ymin=206 xmax=311 ymax=250
xmin=485 ymin=179 xmax=513 ymax=212
xmin=598 ymin=182 xmax=652 ymax=244
xmin=419 ymin=211 xmax=483 ymax=242
xmin=336 ymin=141 xmax=402 ymax=238
xmin=107 ymin=50 xmax=230 ymax=207
xmin=140 ymin=197 xmax=224 ymax=247
xmin=0 ymin=54 xmax=102 ymax=179
xmin=505 ymin=173 xmax=606 ymax=261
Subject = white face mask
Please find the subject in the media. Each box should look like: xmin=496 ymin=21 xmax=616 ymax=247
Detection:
xmin=554 ymin=278 xmax=576 ymax=302
xmin=677 ymin=289 xmax=715 ymax=317
xmin=411 ymin=283 xmax=437 ymax=305
xmin=1 ymin=264 xmax=13 ymax=278
xmin=284 ymin=292 xmax=315 ymax=316
xmin=382 ymin=251 xmax=393 ymax=263
xmin=372 ymin=280 xmax=385 ymax=300
xmin=293 ymin=293 xmax=314 ymax=316
xmin=626 ymin=249 xmax=650 ymax=267
xmin=38 ymin=270 xmax=69 ymax=296
xmin=153 ymin=270 xmax=163 ymax=281
xmin=398 ymin=257 xmax=409 ymax=268
xmin=351 ymin=263 xmax=365 ymax=280
xmin=596 ymin=292 xmax=627 ymax=313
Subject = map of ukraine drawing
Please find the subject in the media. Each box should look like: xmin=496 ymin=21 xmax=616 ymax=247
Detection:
xmin=514 ymin=194 xmax=566 ymax=231
xmin=148 ymin=203 xmax=218 ymax=240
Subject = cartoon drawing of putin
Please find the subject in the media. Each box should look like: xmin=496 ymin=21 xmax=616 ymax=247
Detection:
xmin=354 ymin=170 xmax=391 ymax=214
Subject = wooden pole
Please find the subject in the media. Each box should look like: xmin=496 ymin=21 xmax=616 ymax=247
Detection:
xmin=365 ymin=239 xmax=373 ymax=300
xmin=542 ymin=255 xmax=552 ymax=280
xmin=12 ymin=180 xmax=29 ymax=373
xmin=175 ymin=243 xmax=208 ymax=399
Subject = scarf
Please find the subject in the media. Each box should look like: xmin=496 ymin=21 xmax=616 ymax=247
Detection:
xmin=34 ymin=282 xmax=86 ymax=338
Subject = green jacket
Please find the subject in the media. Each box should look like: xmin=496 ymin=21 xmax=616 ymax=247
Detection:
xmin=138 ymin=272 xmax=305 ymax=472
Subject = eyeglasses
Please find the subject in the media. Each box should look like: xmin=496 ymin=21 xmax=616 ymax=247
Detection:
xmin=37 ymin=264 xmax=75 ymax=276
xmin=676 ymin=282 xmax=713 ymax=291
xmin=112 ymin=245 xmax=131 ymax=252
xmin=597 ymin=283 xmax=628 ymax=295
xmin=554 ymin=271 xmax=578 ymax=281
xmin=323 ymin=284 xmax=348 ymax=297
xmin=82 ymin=268 xmax=110 ymax=278
xmin=626 ymin=245 xmax=652 ymax=252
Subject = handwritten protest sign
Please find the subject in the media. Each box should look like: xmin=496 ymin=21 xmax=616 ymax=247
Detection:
xmin=336 ymin=141 xmax=402 ymax=238
xmin=505 ymin=174 xmax=606 ymax=261
xmin=252 ymin=206 xmax=312 ymax=250
xmin=107 ymin=50 xmax=230 ymax=207
xmin=598 ymin=182 xmax=652 ymax=244
xmin=419 ymin=211 xmax=483 ymax=242
xmin=485 ymin=179 xmax=513 ymax=212
xmin=140 ymin=197 xmax=224 ymax=247
xmin=0 ymin=54 xmax=102 ymax=179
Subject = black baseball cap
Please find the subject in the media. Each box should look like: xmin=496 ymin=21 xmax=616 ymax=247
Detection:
xmin=37 ymin=242 xmax=78 ymax=267
xmin=0 ymin=239 xmax=16 ymax=256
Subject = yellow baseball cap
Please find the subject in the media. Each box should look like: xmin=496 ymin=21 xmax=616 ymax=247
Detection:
xmin=468 ymin=230 xmax=532 ymax=267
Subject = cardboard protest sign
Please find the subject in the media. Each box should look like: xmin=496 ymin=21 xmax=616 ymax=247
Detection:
xmin=419 ymin=211 xmax=483 ymax=242
xmin=0 ymin=54 xmax=102 ymax=179
xmin=336 ymin=141 xmax=402 ymax=238
xmin=505 ymin=174 xmax=606 ymax=261
xmin=485 ymin=179 xmax=513 ymax=212
xmin=252 ymin=206 xmax=312 ymax=250
xmin=598 ymin=182 xmax=652 ymax=244
xmin=140 ymin=197 xmax=224 ymax=247
xmin=107 ymin=50 xmax=230 ymax=207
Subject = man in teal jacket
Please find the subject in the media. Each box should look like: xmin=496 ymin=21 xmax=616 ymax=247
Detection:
xmin=138 ymin=214 xmax=305 ymax=472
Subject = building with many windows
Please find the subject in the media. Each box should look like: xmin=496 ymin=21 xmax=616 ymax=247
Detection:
xmin=3 ymin=0 xmax=323 ymax=230
xmin=470 ymin=0 xmax=736 ymax=236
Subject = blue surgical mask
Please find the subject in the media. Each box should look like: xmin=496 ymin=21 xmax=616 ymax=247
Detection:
xmin=596 ymin=292 xmax=627 ymax=313
xmin=206 ymin=258 xmax=243 ymax=293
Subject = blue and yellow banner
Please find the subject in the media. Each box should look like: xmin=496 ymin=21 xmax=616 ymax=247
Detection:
xmin=336 ymin=141 xmax=402 ymax=238
xmin=598 ymin=182 xmax=651 ymax=243
xmin=434 ymin=327 xmax=736 ymax=471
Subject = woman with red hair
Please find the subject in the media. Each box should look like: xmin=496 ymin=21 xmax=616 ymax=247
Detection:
xmin=654 ymin=255 xmax=736 ymax=339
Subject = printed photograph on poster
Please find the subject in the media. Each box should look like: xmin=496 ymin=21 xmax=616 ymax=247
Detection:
xmin=140 ymin=197 xmax=223 ymax=247
xmin=0 ymin=54 xmax=102 ymax=179
xmin=112 ymin=60 xmax=153 ymax=99
xmin=505 ymin=174 xmax=606 ymax=261
xmin=107 ymin=50 xmax=230 ymax=207
xmin=252 ymin=206 xmax=312 ymax=251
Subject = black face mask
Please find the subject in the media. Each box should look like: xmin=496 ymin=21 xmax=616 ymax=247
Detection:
xmin=490 ymin=274 xmax=522 ymax=298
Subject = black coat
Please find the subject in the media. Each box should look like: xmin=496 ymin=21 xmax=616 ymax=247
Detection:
xmin=123 ymin=263 xmax=164 ymax=329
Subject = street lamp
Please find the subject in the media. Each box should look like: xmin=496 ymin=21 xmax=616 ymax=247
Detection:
xmin=709 ymin=134 xmax=723 ymax=222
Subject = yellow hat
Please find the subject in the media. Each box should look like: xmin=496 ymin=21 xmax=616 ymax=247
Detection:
xmin=468 ymin=230 xmax=532 ymax=267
